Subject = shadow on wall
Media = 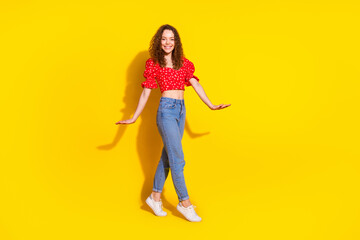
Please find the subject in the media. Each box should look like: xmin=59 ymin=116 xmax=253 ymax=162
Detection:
xmin=98 ymin=51 xmax=209 ymax=215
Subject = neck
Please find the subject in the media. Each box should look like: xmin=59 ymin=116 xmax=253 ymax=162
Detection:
xmin=164 ymin=52 xmax=172 ymax=61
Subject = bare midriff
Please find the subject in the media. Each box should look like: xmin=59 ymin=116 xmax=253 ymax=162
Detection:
xmin=161 ymin=89 xmax=184 ymax=100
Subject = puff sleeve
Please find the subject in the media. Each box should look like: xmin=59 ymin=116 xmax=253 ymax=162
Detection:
xmin=184 ymin=60 xmax=200 ymax=87
xmin=141 ymin=58 xmax=158 ymax=89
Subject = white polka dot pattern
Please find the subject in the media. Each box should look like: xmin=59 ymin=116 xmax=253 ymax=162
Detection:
xmin=141 ymin=57 xmax=200 ymax=93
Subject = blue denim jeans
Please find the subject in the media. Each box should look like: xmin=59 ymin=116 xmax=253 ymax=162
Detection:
xmin=153 ymin=97 xmax=189 ymax=202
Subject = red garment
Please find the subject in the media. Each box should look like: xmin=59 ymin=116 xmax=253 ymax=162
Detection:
xmin=141 ymin=57 xmax=200 ymax=93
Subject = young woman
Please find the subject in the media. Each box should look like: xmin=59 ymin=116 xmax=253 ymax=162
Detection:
xmin=115 ymin=24 xmax=231 ymax=222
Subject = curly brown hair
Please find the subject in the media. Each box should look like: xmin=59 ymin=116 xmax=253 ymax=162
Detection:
xmin=149 ymin=24 xmax=185 ymax=70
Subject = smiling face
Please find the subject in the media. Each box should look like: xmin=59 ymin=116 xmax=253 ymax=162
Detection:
xmin=161 ymin=29 xmax=175 ymax=55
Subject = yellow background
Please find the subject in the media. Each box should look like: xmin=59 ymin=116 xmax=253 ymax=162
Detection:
xmin=1 ymin=1 xmax=359 ymax=239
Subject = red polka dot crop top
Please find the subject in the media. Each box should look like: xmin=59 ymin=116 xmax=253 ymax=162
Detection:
xmin=141 ymin=57 xmax=200 ymax=93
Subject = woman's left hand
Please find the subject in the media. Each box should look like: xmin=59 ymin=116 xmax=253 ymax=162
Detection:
xmin=210 ymin=104 xmax=231 ymax=110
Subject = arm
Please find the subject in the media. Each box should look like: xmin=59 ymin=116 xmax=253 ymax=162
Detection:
xmin=189 ymin=78 xmax=231 ymax=110
xmin=115 ymin=88 xmax=152 ymax=125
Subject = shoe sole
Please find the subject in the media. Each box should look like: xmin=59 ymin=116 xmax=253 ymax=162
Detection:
xmin=176 ymin=206 xmax=202 ymax=222
xmin=146 ymin=197 xmax=167 ymax=217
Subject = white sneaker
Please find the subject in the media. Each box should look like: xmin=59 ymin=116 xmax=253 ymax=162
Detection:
xmin=145 ymin=194 xmax=167 ymax=217
xmin=176 ymin=202 xmax=202 ymax=222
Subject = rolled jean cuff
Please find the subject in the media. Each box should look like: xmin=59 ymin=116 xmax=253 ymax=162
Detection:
xmin=179 ymin=196 xmax=190 ymax=201
xmin=152 ymin=188 xmax=163 ymax=193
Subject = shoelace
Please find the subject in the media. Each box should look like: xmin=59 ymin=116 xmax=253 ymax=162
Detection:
xmin=154 ymin=199 xmax=164 ymax=212
xmin=182 ymin=205 xmax=198 ymax=217
xmin=183 ymin=205 xmax=196 ymax=209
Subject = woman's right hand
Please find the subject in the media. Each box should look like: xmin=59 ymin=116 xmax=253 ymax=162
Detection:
xmin=115 ymin=119 xmax=136 ymax=125
xmin=115 ymin=88 xmax=151 ymax=125
xmin=210 ymin=104 xmax=231 ymax=110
